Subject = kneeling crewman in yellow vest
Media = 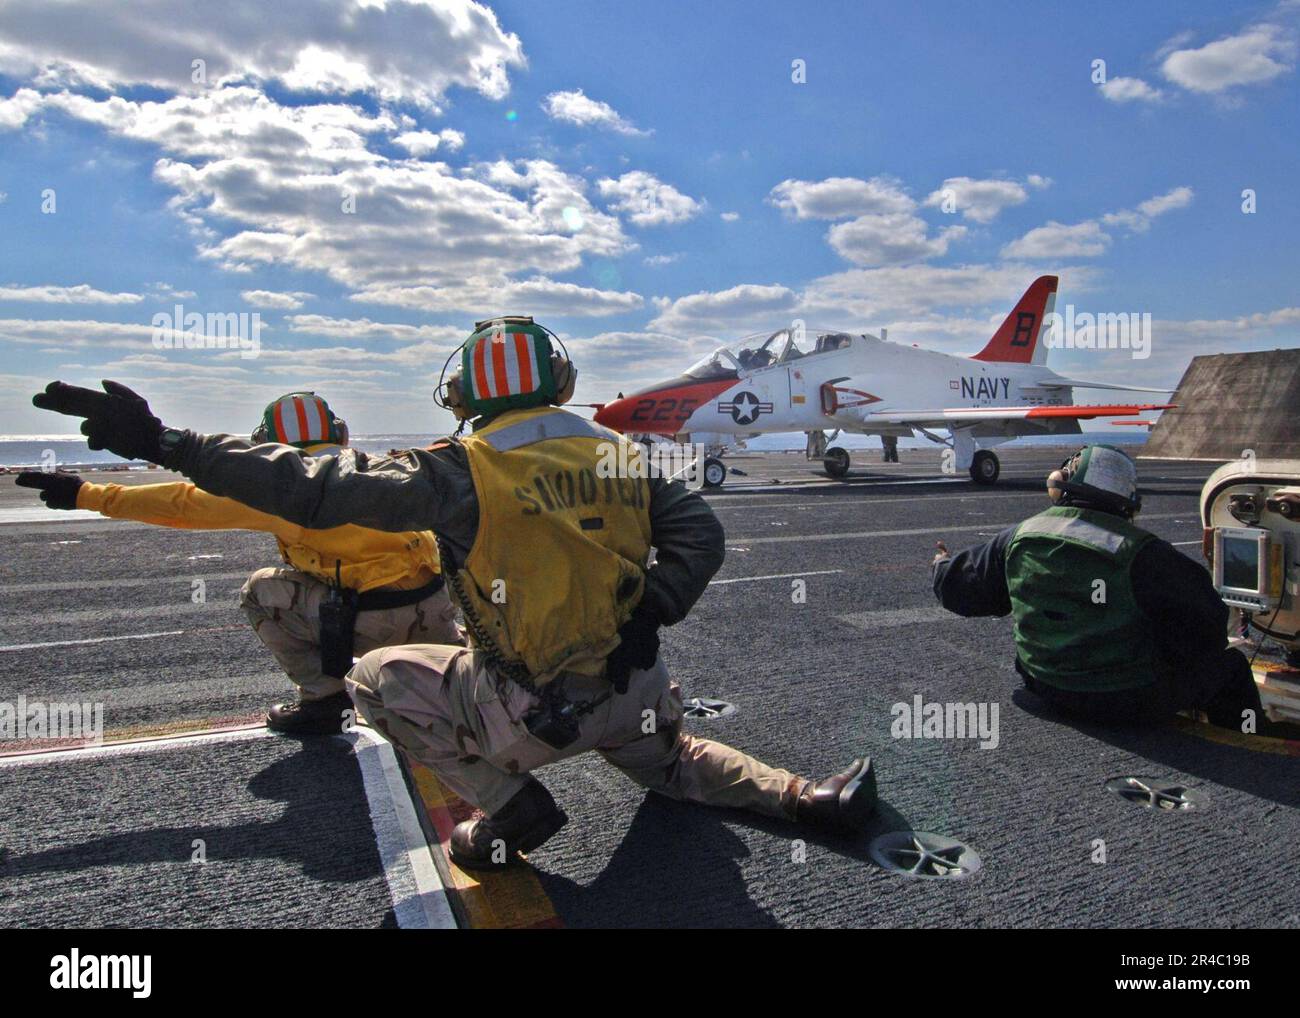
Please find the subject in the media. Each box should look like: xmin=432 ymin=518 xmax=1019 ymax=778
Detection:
xmin=931 ymin=444 xmax=1262 ymax=729
xmin=33 ymin=318 xmax=877 ymax=869
xmin=17 ymin=391 xmax=460 ymax=735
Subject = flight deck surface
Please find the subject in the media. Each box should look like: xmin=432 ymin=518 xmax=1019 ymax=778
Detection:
xmin=3 ymin=447 xmax=1296 ymax=928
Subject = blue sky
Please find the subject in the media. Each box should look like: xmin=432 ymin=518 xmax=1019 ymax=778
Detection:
xmin=0 ymin=0 xmax=1296 ymax=436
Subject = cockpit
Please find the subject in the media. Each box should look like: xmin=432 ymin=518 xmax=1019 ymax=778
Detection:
xmin=684 ymin=329 xmax=862 ymax=378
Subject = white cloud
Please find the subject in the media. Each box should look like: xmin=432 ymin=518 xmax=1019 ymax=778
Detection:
xmin=0 ymin=317 xmax=175 ymax=350
xmin=643 ymin=253 xmax=682 ymax=267
xmin=393 ymin=128 xmax=465 ymax=157
xmin=1099 ymin=76 xmax=1165 ymax=103
xmin=0 ymin=0 xmax=525 ymax=107
xmin=0 ymin=86 xmax=42 ymax=129
xmin=541 ymin=89 xmax=647 ymax=135
xmin=1003 ymin=186 xmax=1193 ymax=258
xmin=768 ymin=176 xmax=913 ymax=219
xmin=720 ymin=211 xmax=740 ymax=222
xmin=147 ymin=282 xmax=197 ymax=300
xmin=768 ymin=175 xmax=965 ymax=265
xmin=828 ymin=214 xmax=966 ymax=266
xmin=646 ymin=263 xmax=1101 ymax=342
xmin=567 ymin=330 xmax=714 ymax=401
xmin=1101 ymin=185 xmax=1195 ymax=232
xmin=1161 ymin=25 xmax=1296 ymax=93
xmin=0 ymin=283 xmax=142 ymax=304
xmin=597 ymin=171 xmax=700 ymax=227
xmin=1061 ymin=306 xmax=1300 ymax=386
xmin=240 ymin=289 xmax=315 ymax=310
xmin=1160 ymin=306 xmax=1300 ymax=336
xmin=1000 ymin=220 xmax=1110 ymax=259
xmin=1154 ymin=30 xmax=1199 ymax=62
xmin=923 ymin=176 xmax=1046 ymax=223
xmin=348 ymin=277 xmax=644 ymax=317
xmin=285 ymin=315 xmax=463 ymax=344
xmin=3 ymin=87 xmax=639 ymax=315
xmin=648 ymin=283 xmax=796 ymax=335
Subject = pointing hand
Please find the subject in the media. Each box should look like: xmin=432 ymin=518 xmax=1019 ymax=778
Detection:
xmin=15 ymin=471 xmax=84 ymax=511
xmin=33 ymin=380 xmax=168 ymax=464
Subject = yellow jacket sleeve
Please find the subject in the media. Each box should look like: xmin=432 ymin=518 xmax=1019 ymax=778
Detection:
xmin=77 ymin=480 xmax=298 ymax=538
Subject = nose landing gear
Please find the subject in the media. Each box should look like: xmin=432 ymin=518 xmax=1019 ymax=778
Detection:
xmin=823 ymin=446 xmax=851 ymax=478
xmin=969 ymin=449 xmax=1000 ymax=485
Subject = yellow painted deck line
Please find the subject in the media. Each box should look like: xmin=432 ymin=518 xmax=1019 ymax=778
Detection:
xmin=1171 ymin=662 xmax=1300 ymax=755
xmin=1171 ymin=714 xmax=1300 ymax=755
xmin=405 ymin=758 xmax=562 ymax=929
xmin=0 ymin=714 xmax=266 ymax=758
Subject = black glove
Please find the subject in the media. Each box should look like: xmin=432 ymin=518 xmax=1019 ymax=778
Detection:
xmin=33 ymin=380 xmax=166 ymax=464
xmin=604 ymin=604 xmax=661 ymax=694
xmin=15 ymin=471 xmax=84 ymax=510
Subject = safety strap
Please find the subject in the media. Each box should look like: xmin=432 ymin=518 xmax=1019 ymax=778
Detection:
xmin=1016 ymin=513 xmax=1129 ymax=555
xmin=482 ymin=413 xmax=617 ymax=453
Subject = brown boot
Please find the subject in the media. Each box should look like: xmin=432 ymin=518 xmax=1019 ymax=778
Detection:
xmin=794 ymin=757 xmax=877 ymax=832
xmin=450 ymin=777 xmax=568 ymax=870
xmin=266 ymin=691 xmax=352 ymax=735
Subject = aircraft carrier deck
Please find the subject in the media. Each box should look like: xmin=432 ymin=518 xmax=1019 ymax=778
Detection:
xmin=2 ymin=447 xmax=1298 ymax=929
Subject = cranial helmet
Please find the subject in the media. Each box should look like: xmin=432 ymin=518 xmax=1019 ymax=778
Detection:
xmin=437 ymin=316 xmax=576 ymax=421
xmin=251 ymin=392 xmax=349 ymax=449
xmin=1046 ymin=444 xmax=1141 ymax=517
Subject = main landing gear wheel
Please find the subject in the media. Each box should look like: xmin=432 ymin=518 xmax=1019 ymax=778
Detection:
xmin=969 ymin=450 xmax=1000 ymax=485
xmin=702 ymin=457 xmax=727 ymax=489
xmin=823 ymin=446 xmax=850 ymax=479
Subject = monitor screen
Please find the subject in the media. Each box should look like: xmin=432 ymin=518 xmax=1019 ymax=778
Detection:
xmin=1221 ymin=535 xmax=1260 ymax=591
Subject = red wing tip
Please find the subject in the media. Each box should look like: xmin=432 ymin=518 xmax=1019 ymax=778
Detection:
xmin=1025 ymin=403 xmax=1175 ymax=419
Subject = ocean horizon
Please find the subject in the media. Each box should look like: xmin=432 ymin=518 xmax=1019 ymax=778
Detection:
xmin=0 ymin=430 xmax=1147 ymax=469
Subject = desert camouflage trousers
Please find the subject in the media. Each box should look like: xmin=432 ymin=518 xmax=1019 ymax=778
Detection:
xmin=346 ymin=644 xmax=806 ymax=818
xmin=239 ymin=566 xmax=462 ymax=701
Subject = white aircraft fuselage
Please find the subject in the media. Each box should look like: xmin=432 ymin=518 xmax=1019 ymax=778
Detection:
xmin=593 ymin=276 xmax=1171 ymax=484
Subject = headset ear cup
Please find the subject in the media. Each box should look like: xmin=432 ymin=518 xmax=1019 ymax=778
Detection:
xmin=444 ymin=373 xmax=469 ymax=419
xmin=1046 ymin=469 xmax=1066 ymax=504
xmin=551 ymin=353 xmax=576 ymax=405
xmin=334 ymin=418 xmax=349 ymax=447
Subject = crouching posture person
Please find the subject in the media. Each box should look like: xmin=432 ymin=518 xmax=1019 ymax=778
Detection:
xmin=34 ymin=318 xmax=877 ymax=869
xmin=18 ymin=391 xmax=459 ymax=734
xmin=931 ymin=444 xmax=1262 ymax=730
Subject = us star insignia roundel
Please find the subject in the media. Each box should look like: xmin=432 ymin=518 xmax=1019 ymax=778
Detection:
xmin=718 ymin=390 xmax=773 ymax=426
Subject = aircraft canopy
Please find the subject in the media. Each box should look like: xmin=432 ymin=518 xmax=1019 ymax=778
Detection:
xmin=684 ymin=329 xmax=868 ymax=378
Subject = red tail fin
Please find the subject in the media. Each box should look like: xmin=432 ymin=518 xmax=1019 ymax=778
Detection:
xmin=972 ymin=275 xmax=1058 ymax=364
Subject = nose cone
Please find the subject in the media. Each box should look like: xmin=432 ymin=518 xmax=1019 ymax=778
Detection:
xmin=594 ymin=378 xmax=737 ymax=436
xmin=593 ymin=394 xmax=639 ymax=432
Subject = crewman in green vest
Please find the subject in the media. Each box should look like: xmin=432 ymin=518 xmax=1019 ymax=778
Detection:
xmin=931 ymin=444 xmax=1262 ymax=730
xmin=33 ymin=316 xmax=878 ymax=870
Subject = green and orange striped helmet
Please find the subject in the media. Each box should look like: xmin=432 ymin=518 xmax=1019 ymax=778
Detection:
xmin=251 ymin=392 xmax=348 ymax=449
xmin=438 ymin=316 xmax=575 ymax=421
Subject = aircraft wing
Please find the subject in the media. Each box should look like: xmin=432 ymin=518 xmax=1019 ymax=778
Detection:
xmin=869 ymin=403 xmax=1174 ymax=428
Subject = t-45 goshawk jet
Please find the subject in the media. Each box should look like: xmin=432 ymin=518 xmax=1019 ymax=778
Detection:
xmin=593 ymin=276 xmax=1171 ymax=487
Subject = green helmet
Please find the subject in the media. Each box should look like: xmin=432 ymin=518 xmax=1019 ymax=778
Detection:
xmin=1047 ymin=444 xmax=1141 ymax=516
xmin=441 ymin=316 xmax=576 ymax=421
xmin=251 ymin=392 xmax=348 ymax=449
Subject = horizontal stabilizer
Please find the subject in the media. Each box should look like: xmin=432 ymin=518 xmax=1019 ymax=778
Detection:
xmin=1037 ymin=377 xmax=1174 ymax=394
